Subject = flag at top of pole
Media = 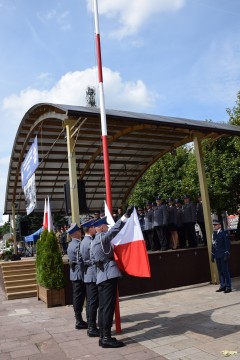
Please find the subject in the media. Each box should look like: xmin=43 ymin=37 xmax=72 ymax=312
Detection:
xmin=93 ymin=0 xmax=112 ymax=213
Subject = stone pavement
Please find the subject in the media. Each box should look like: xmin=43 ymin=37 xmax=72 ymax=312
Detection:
xmin=1 ymin=278 xmax=240 ymax=360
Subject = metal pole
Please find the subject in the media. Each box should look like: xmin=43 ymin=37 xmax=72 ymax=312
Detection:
xmin=93 ymin=0 xmax=121 ymax=333
xmin=93 ymin=0 xmax=112 ymax=213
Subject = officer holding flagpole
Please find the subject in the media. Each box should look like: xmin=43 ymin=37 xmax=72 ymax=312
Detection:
xmin=90 ymin=206 xmax=134 ymax=348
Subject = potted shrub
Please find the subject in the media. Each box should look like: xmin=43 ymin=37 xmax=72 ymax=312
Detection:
xmin=36 ymin=229 xmax=65 ymax=307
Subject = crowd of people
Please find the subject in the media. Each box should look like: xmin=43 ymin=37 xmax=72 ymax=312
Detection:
xmin=137 ymin=193 xmax=207 ymax=251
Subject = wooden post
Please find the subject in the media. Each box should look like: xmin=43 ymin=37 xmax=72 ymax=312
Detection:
xmin=65 ymin=120 xmax=80 ymax=225
xmin=11 ymin=203 xmax=17 ymax=255
xmin=194 ymin=136 xmax=219 ymax=284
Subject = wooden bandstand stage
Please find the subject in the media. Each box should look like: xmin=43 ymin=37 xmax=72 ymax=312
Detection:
xmin=64 ymin=242 xmax=240 ymax=305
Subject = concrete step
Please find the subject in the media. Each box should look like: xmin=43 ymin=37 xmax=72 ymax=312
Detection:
xmin=5 ymin=284 xmax=37 ymax=294
xmin=7 ymin=290 xmax=37 ymax=300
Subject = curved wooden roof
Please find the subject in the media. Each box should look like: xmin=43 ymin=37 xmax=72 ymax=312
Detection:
xmin=4 ymin=103 xmax=240 ymax=214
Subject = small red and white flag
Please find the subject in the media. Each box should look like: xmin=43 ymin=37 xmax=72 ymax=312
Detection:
xmin=43 ymin=198 xmax=48 ymax=229
xmin=42 ymin=197 xmax=53 ymax=231
xmin=111 ymin=208 xmax=151 ymax=278
xmin=47 ymin=196 xmax=53 ymax=231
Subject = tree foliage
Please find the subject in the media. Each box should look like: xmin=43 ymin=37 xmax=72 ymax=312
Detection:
xmin=129 ymin=92 xmax=240 ymax=215
xmin=36 ymin=229 xmax=64 ymax=289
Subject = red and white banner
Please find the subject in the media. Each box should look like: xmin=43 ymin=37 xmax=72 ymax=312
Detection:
xmin=43 ymin=197 xmax=53 ymax=231
xmin=43 ymin=198 xmax=48 ymax=229
xmin=111 ymin=208 xmax=151 ymax=278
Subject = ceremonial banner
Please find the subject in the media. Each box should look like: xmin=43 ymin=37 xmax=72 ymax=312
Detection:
xmin=111 ymin=208 xmax=151 ymax=278
xmin=24 ymin=173 xmax=37 ymax=215
xmin=21 ymin=136 xmax=39 ymax=188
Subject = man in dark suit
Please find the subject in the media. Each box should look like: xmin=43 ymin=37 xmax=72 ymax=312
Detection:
xmin=67 ymin=224 xmax=88 ymax=330
xmin=211 ymin=220 xmax=232 ymax=293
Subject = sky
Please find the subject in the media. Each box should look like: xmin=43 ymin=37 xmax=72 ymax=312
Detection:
xmin=1 ymin=0 xmax=240 ymax=224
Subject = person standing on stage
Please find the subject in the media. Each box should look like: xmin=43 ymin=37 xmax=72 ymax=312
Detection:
xmin=80 ymin=219 xmax=99 ymax=337
xmin=90 ymin=206 xmax=134 ymax=348
xmin=67 ymin=224 xmax=88 ymax=330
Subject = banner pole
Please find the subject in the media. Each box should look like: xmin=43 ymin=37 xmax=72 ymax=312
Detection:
xmin=93 ymin=0 xmax=121 ymax=333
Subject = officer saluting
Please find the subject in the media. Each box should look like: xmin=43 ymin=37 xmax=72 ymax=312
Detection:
xmin=67 ymin=224 xmax=87 ymax=330
xmin=90 ymin=206 xmax=134 ymax=348
xmin=80 ymin=218 xmax=99 ymax=337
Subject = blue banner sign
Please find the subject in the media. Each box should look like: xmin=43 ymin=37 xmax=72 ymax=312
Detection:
xmin=21 ymin=136 xmax=39 ymax=188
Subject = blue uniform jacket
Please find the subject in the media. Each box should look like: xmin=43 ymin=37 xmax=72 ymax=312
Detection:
xmin=90 ymin=219 xmax=124 ymax=285
xmin=80 ymin=235 xmax=97 ymax=283
xmin=67 ymin=238 xmax=84 ymax=281
xmin=211 ymin=229 xmax=230 ymax=259
xmin=153 ymin=204 xmax=168 ymax=227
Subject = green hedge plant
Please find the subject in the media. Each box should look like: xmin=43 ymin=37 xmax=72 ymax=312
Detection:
xmin=36 ymin=229 xmax=64 ymax=289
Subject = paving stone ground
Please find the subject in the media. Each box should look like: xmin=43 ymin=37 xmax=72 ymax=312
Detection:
xmin=1 ymin=277 xmax=240 ymax=359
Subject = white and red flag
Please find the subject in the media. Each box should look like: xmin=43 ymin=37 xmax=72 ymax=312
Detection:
xmin=42 ymin=197 xmax=53 ymax=231
xmin=111 ymin=208 xmax=151 ymax=278
xmin=47 ymin=196 xmax=53 ymax=231
xmin=43 ymin=198 xmax=48 ymax=229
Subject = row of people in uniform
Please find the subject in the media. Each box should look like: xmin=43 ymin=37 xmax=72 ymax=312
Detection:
xmin=67 ymin=206 xmax=134 ymax=349
xmin=137 ymin=193 xmax=207 ymax=251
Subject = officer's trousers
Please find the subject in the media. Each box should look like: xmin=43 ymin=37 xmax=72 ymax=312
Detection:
xmin=154 ymin=225 xmax=168 ymax=250
xmin=72 ymin=280 xmax=86 ymax=321
xmin=98 ymin=277 xmax=118 ymax=330
xmin=216 ymin=257 xmax=232 ymax=289
xmin=86 ymin=282 xmax=99 ymax=327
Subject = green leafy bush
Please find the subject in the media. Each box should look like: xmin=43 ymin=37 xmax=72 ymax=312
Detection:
xmin=36 ymin=229 xmax=64 ymax=289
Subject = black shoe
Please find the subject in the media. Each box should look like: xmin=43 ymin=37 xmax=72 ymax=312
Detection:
xmin=87 ymin=327 xmax=100 ymax=337
xmin=75 ymin=320 xmax=88 ymax=330
xmin=99 ymin=336 xmax=116 ymax=346
xmin=216 ymin=287 xmax=226 ymax=292
xmin=224 ymin=288 xmax=232 ymax=293
xmin=101 ymin=337 xmax=125 ymax=348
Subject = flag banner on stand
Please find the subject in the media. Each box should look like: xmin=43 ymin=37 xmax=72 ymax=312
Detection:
xmin=111 ymin=208 xmax=151 ymax=278
xmin=47 ymin=196 xmax=53 ymax=231
xmin=24 ymin=173 xmax=37 ymax=215
xmin=43 ymin=198 xmax=48 ymax=229
xmin=43 ymin=197 xmax=54 ymax=231
xmin=104 ymin=200 xmax=115 ymax=228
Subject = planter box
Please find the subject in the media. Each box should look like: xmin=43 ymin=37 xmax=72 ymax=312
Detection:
xmin=37 ymin=284 xmax=65 ymax=308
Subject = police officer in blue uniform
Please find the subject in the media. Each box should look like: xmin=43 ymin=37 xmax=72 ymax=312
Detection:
xmin=182 ymin=194 xmax=197 ymax=247
xmin=80 ymin=218 xmax=99 ymax=337
xmin=90 ymin=206 xmax=133 ymax=348
xmin=153 ymin=197 xmax=168 ymax=250
xmin=211 ymin=220 xmax=232 ymax=293
xmin=144 ymin=202 xmax=154 ymax=251
xmin=67 ymin=224 xmax=88 ymax=330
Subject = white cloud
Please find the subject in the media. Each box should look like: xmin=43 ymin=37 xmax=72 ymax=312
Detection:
xmin=88 ymin=0 xmax=185 ymax=39
xmin=2 ymin=67 xmax=158 ymax=123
